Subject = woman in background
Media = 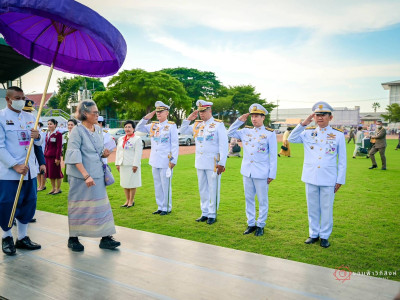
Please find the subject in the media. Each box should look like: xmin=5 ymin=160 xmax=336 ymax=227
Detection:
xmin=44 ymin=119 xmax=63 ymax=194
xmin=63 ymin=119 xmax=78 ymax=182
xmin=115 ymin=120 xmax=142 ymax=208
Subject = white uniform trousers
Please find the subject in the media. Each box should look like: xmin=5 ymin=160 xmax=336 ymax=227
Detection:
xmin=152 ymin=167 xmax=172 ymax=212
xmin=197 ymin=169 xmax=221 ymax=218
xmin=243 ymin=176 xmax=269 ymax=228
xmin=305 ymin=184 xmax=335 ymax=239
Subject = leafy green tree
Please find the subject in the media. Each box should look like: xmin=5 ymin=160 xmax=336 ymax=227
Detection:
xmin=212 ymin=96 xmax=233 ymax=121
xmin=47 ymin=94 xmax=60 ymax=109
xmin=94 ymin=69 xmax=192 ymax=124
xmin=161 ymin=67 xmax=222 ymax=107
xmin=224 ymin=85 xmax=275 ymax=124
xmin=56 ymin=76 xmax=106 ymax=110
xmin=381 ymin=103 xmax=400 ymax=122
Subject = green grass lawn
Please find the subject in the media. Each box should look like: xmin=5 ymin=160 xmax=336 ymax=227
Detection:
xmin=37 ymin=140 xmax=400 ymax=281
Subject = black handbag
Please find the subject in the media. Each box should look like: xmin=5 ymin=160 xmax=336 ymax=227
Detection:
xmin=281 ymin=145 xmax=288 ymax=151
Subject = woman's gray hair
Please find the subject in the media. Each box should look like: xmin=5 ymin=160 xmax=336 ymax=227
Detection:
xmin=76 ymin=100 xmax=97 ymax=121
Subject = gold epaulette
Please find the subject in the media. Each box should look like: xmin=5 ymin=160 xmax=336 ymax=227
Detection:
xmin=332 ymin=127 xmax=343 ymax=132
xmin=151 ymin=121 xmax=159 ymax=123
xmin=245 ymin=125 xmax=253 ymax=129
xmin=168 ymin=121 xmax=175 ymax=124
xmin=305 ymin=126 xmax=316 ymax=130
xmin=103 ymin=130 xmax=108 ymax=133
xmin=214 ymin=119 xmax=222 ymax=123
xmin=265 ymin=127 xmax=274 ymax=132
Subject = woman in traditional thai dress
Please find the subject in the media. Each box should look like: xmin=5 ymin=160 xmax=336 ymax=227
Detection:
xmin=62 ymin=119 xmax=77 ymax=182
xmin=65 ymin=100 xmax=120 ymax=252
xmin=44 ymin=119 xmax=63 ymax=194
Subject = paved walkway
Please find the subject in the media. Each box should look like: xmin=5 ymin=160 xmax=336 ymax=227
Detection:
xmin=0 ymin=211 xmax=398 ymax=300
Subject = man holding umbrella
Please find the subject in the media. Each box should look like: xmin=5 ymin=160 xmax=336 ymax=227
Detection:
xmin=0 ymin=87 xmax=42 ymax=256
xmin=136 ymin=101 xmax=179 ymax=215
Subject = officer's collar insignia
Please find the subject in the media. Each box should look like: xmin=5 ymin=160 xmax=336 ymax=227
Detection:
xmin=6 ymin=120 xmax=14 ymax=125
xmin=327 ymin=133 xmax=336 ymax=139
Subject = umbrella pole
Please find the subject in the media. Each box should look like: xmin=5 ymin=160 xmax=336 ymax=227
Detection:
xmin=8 ymin=63 xmax=55 ymax=227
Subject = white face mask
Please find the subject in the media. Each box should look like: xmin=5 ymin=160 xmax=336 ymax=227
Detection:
xmin=11 ymin=100 xmax=25 ymax=111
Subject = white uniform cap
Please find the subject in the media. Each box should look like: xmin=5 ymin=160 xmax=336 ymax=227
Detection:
xmin=312 ymin=101 xmax=334 ymax=114
xmin=196 ymin=99 xmax=213 ymax=111
xmin=249 ymin=103 xmax=268 ymax=115
xmin=155 ymin=101 xmax=170 ymax=111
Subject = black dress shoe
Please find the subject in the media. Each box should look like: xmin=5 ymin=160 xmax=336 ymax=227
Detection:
xmin=369 ymin=165 xmax=377 ymax=169
xmin=29 ymin=218 xmax=37 ymax=223
xmin=152 ymin=210 xmax=162 ymax=214
xmin=120 ymin=204 xmax=128 ymax=208
xmin=254 ymin=227 xmax=264 ymax=236
xmin=99 ymin=236 xmax=121 ymax=250
xmin=320 ymin=239 xmax=330 ymax=248
xmin=68 ymin=237 xmax=84 ymax=252
xmin=160 ymin=211 xmax=168 ymax=215
xmin=196 ymin=216 xmax=208 ymax=222
xmin=381 ymin=167 xmax=386 ymax=170
xmin=15 ymin=236 xmax=41 ymax=250
xmin=206 ymin=218 xmax=217 ymax=225
xmin=243 ymin=226 xmax=257 ymax=235
xmin=2 ymin=236 xmax=16 ymax=256
xmin=305 ymin=237 xmax=319 ymax=244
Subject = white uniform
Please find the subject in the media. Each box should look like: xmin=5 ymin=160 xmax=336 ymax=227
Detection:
xmin=180 ymin=117 xmax=228 ymax=218
xmin=228 ymin=119 xmax=277 ymax=228
xmin=101 ymin=128 xmax=113 ymax=164
xmin=136 ymin=119 xmax=179 ymax=212
xmin=288 ymin=124 xmax=346 ymax=239
xmin=0 ymin=108 xmax=41 ymax=180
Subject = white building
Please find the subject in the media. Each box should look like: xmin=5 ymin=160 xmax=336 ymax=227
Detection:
xmin=381 ymin=80 xmax=400 ymax=105
xmin=271 ymin=106 xmax=360 ymax=127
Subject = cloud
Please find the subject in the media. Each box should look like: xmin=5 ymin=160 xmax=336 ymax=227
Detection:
xmin=78 ymin=0 xmax=400 ymax=34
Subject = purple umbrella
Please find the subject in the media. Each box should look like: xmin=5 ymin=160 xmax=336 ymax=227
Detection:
xmin=0 ymin=0 xmax=127 ymax=227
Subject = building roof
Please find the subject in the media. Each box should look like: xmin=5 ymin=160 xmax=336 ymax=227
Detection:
xmin=25 ymin=93 xmax=54 ymax=107
xmin=381 ymin=80 xmax=400 ymax=90
xmin=0 ymin=38 xmax=39 ymax=83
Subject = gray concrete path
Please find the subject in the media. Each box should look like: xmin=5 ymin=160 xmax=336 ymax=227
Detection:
xmin=0 ymin=211 xmax=398 ymax=300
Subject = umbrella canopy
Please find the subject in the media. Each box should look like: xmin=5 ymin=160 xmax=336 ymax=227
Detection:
xmin=0 ymin=0 xmax=127 ymax=77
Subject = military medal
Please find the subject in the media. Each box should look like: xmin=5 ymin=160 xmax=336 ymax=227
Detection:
xmin=311 ymin=131 xmax=317 ymax=137
xmin=310 ymin=146 xmax=314 ymax=149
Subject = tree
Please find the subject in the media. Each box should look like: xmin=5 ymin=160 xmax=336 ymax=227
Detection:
xmin=94 ymin=69 xmax=192 ymax=124
xmin=372 ymin=102 xmax=381 ymax=113
xmin=47 ymin=94 xmax=60 ymax=109
xmin=212 ymin=96 xmax=233 ymax=121
xmin=161 ymin=67 xmax=222 ymax=107
xmin=56 ymin=76 xmax=106 ymax=111
xmin=381 ymin=103 xmax=400 ymax=123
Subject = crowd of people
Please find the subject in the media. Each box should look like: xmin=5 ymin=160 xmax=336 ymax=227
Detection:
xmin=1 ymin=85 xmax=396 ymax=256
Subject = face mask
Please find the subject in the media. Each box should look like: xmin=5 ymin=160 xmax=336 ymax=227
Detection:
xmin=11 ymin=100 xmax=25 ymax=111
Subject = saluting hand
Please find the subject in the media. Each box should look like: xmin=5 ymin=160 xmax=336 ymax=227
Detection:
xmin=238 ymin=113 xmax=250 ymax=122
xmin=144 ymin=110 xmax=156 ymax=120
xmin=301 ymin=113 xmax=315 ymax=126
xmin=187 ymin=110 xmax=199 ymax=121
xmin=30 ymin=129 xmax=39 ymax=139
xmin=13 ymin=164 xmax=29 ymax=175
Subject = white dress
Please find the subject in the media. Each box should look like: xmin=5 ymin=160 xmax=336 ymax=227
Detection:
xmin=115 ymin=135 xmax=142 ymax=188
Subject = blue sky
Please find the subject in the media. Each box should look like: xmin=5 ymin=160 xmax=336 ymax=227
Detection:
xmin=21 ymin=0 xmax=400 ymax=112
